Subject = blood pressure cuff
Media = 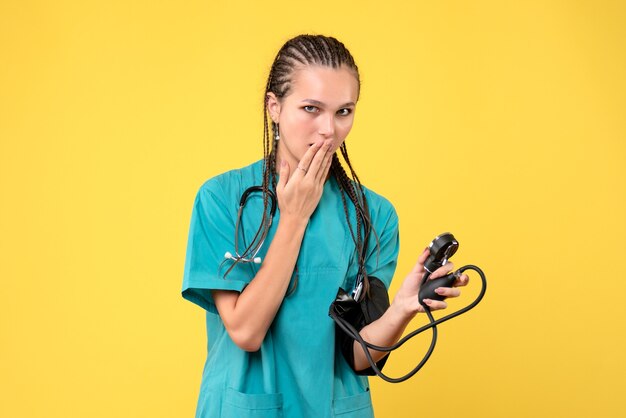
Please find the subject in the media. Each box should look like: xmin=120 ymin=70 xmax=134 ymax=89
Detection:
xmin=329 ymin=276 xmax=391 ymax=375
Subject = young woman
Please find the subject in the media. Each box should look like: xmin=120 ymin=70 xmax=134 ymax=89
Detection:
xmin=182 ymin=34 xmax=469 ymax=418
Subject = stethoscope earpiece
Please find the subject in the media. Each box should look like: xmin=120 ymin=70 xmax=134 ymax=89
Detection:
xmin=224 ymin=251 xmax=263 ymax=264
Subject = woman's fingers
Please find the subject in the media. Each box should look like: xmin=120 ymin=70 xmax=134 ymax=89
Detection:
xmin=306 ymin=140 xmax=331 ymax=181
xmin=315 ymin=142 xmax=334 ymax=183
xmin=453 ymin=273 xmax=470 ymax=287
xmin=276 ymin=140 xmax=333 ymax=220
xmin=294 ymin=141 xmax=323 ymax=178
xmin=430 ymin=262 xmax=454 ymax=280
xmin=434 ymin=287 xmax=461 ymax=298
xmin=422 ymin=299 xmax=448 ymax=310
xmin=285 ymin=139 xmax=332 ymax=185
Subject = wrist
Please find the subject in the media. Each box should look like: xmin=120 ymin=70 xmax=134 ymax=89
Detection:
xmin=387 ymin=300 xmax=417 ymax=328
xmin=276 ymin=214 xmax=308 ymax=235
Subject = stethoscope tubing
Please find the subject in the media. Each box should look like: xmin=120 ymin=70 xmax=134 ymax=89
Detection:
xmin=220 ymin=186 xmax=278 ymax=273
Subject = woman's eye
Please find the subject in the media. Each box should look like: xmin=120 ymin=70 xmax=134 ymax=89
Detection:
xmin=303 ymin=106 xmax=318 ymax=113
xmin=337 ymin=108 xmax=352 ymax=116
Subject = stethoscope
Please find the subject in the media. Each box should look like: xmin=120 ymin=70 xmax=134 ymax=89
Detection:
xmin=221 ymin=186 xmax=277 ymax=273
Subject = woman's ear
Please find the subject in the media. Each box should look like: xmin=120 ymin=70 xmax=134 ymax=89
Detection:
xmin=266 ymin=92 xmax=281 ymax=123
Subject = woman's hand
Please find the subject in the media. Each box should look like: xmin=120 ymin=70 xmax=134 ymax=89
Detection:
xmin=276 ymin=140 xmax=334 ymax=222
xmin=353 ymin=247 xmax=469 ymax=369
xmin=212 ymin=141 xmax=333 ymax=352
xmin=392 ymin=247 xmax=470 ymax=318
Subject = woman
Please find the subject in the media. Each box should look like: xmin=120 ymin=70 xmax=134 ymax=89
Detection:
xmin=182 ymin=34 xmax=469 ymax=418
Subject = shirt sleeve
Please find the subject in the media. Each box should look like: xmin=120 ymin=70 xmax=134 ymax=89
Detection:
xmin=364 ymin=200 xmax=399 ymax=290
xmin=181 ymin=182 xmax=256 ymax=313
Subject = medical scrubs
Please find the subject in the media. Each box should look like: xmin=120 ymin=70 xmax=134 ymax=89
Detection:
xmin=182 ymin=160 xmax=399 ymax=418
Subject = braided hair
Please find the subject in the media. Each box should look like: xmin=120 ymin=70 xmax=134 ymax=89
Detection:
xmin=237 ymin=34 xmax=377 ymax=295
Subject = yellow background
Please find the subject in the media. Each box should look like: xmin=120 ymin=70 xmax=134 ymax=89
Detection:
xmin=1 ymin=1 xmax=625 ymax=417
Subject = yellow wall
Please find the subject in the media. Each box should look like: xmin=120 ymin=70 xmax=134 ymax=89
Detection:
xmin=1 ymin=1 xmax=624 ymax=417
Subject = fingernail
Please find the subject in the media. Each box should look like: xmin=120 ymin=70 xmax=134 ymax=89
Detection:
xmin=281 ymin=160 xmax=286 ymax=167
xmin=435 ymin=288 xmax=444 ymax=294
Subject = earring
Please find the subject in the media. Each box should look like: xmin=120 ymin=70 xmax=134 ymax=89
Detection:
xmin=273 ymin=122 xmax=280 ymax=141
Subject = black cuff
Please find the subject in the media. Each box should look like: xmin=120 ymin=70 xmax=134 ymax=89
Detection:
xmin=331 ymin=276 xmax=391 ymax=375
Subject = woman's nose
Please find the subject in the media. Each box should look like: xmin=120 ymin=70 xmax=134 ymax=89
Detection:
xmin=318 ymin=115 xmax=335 ymax=138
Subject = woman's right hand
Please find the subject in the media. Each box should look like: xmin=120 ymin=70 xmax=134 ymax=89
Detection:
xmin=212 ymin=139 xmax=334 ymax=352
xmin=276 ymin=139 xmax=334 ymax=222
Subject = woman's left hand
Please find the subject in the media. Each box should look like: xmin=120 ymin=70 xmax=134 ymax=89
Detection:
xmin=392 ymin=247 xmax=469 ymax=317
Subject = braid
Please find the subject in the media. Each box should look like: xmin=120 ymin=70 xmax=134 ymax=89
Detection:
xmin=270 ymin=123 xmax=279 ymax=190
xmin=332 ymin=156 xmax=361 ymax=255
xmin=340 ymin=143 xmax=371 ymax=231
xmin=341 ymin=143 xmax=380 ymax=279
xmin=331 ymin=153 xmax=377 ymax=296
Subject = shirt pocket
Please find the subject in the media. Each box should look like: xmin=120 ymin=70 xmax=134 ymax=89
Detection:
xmin=333 ymin=389 xmax=374 ymax=417
xmin=221 ymin=387 xmax=284 ymax=418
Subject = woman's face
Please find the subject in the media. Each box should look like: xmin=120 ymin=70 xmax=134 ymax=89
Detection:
xmin=267 ymin=65 xmax=359 ymax=170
